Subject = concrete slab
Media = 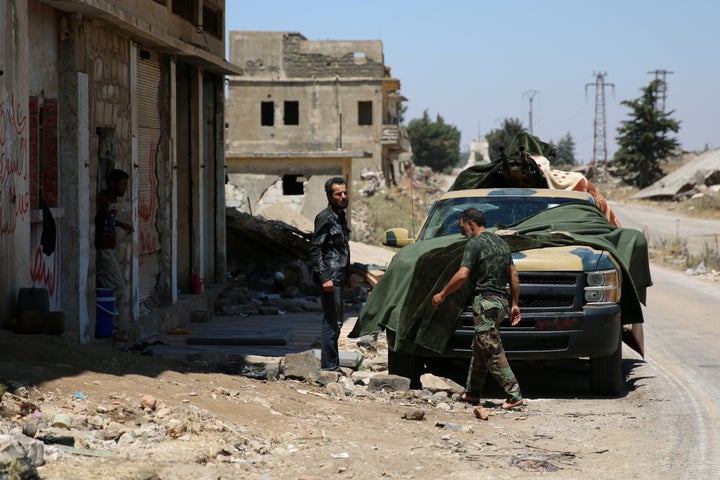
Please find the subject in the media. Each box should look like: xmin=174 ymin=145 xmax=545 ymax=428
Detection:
xmin=186 ymin=327 xmax=293 ymax=346
xmin=135 ymin=311 xmax=361 ymax=363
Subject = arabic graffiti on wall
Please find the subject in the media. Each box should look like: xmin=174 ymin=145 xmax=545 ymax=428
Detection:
xmin=30 ymin=244 xmax=59 ymax=307
xmin=0 ymin=94 xmax=30 ymax=237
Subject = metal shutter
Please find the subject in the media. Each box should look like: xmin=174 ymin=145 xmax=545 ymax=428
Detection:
xmin=136 ymin=51 xmax=161 ymax=301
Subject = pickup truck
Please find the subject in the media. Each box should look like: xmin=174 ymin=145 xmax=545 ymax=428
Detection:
xmin=350 ymin=133 xmax=651 ymax=395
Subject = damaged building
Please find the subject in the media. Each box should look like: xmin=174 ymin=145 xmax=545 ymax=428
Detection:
xmin=632 ymin=149 xmax=720 ymax=201
xmin=224 ymin=31 xmax=410 ymax=225
xmin=1 ymin=0 xmax=239 ymax=342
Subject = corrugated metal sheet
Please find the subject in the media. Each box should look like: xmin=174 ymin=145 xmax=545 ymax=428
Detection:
xmin=136 ymin=51 xmax=161 ymax=300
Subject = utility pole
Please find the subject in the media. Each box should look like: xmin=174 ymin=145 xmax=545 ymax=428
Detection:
xmin=523 ymin=90 xmax=539 ymax=134
xmin=648 ymin=69 xmax=674 ymax=112
xmin=585 ymin=72 xmax=614 ymax=171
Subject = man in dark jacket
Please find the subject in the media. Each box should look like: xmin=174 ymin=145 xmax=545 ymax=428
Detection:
xmin=310 ymin=177 xmax=350 ymax=372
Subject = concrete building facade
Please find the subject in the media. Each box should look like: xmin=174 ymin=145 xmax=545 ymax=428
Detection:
xmin=1 ymin=0 xmax=239 ymax=342
xmin=225 ymin=32 xmax=408 ymax=222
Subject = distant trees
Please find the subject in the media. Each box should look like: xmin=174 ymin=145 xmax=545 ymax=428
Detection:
xmin=485 ymin=118 xmax=524 ymax=159
xmin=406 ymin=111 xmax=461 ymax=173
xmin=612 ymin=79 xmax=681 ymax=188
xmin=551 ymin=132 xmax=577 ymax=168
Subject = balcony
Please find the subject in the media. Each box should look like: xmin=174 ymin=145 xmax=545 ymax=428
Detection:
xmin=382 ymin=125 xmax=410 ymax=151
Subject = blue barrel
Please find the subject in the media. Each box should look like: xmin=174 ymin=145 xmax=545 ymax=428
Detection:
xmin=95 ymin=288 xmax=118 ymax=338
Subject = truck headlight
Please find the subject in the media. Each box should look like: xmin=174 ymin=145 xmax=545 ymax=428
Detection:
xmin=584 ymin=269 xmax=618 ymax=304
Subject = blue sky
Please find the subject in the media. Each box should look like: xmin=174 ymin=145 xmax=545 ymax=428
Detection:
xmin=225 ymin=0 xmax=718 ymax=163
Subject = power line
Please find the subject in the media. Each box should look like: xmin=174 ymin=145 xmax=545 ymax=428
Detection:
xmin=585 ymin=72 xmax=614 ymax=170
xmin=647 ymin=69 xmax=674 ymax=112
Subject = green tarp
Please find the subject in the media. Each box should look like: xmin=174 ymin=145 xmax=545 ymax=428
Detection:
xmin=348 ymin=203 xmax=652 ymax=355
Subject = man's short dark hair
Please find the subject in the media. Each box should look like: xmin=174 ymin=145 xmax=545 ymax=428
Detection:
xmin=459 ymin=208 xmax=486 ymax=227
xmin=107 ymin=169 xmax=129 ymax=185
xmin=324 ymin=176 xmax=347 ymax=196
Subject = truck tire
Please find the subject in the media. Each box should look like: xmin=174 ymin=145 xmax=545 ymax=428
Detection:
xmin=386 ymin=331 xmax=423 ymax=388
xmin=590 ymin=334 xmax=623 ymax=395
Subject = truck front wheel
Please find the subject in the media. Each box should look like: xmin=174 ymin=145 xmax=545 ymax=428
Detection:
xmin=590 ymin=333 xmax=623 ymax=395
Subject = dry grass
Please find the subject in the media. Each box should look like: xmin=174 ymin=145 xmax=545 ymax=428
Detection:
xmin=352 ymin=175 xmax=443 ymax=246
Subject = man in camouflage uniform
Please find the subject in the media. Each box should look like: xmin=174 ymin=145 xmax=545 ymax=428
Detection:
xmin=432 ymin=208 xmax=523 ymax=416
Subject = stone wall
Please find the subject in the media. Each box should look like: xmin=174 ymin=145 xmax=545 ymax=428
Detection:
xmin=282 ymin=34 xmax=386 ymax=79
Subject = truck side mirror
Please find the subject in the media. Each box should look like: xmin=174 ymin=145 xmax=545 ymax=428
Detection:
xmin=382 ymin=228 xmax=414 ymax=247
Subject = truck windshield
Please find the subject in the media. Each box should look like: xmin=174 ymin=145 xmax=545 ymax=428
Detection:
xmin=417 ymin=196 xmax=591 ymax=240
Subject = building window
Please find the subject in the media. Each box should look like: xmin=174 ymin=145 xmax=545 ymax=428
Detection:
xmin=261 ymin=101 xmax=274 ymax=126
xmin=284 ymin=101 xmax=299 ymax=125
xmin=358 ymin=101 xmax=373 ymax=126
xmin=202 ymin=6 xmax=222 ymax=38
xmin=172 ymin=0 xmax=195 ymax=23
xmin=282 ymin=175 xmax=305 ymax=195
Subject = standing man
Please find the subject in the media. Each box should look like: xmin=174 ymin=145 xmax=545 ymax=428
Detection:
xmin=432 ymin=208 xmax=523 ymax=416
xmin=96 ymin=169 xmax=133 ymax=337
xmin=310 ymin=177 xmax=350 ymax=372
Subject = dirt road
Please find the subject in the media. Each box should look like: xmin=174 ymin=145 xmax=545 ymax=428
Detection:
xmin=1 ymin=260 xmax=718 ymax=480
xmin=3 ymin=201 xmax=720 ymax=479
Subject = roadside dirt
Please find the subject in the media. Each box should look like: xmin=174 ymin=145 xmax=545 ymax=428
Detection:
xmin=1 ymin=321 xmax=681 ymax=480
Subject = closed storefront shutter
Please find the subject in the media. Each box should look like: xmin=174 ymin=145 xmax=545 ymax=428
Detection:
xmin=136 ymin=51 xmax=161 ymax=301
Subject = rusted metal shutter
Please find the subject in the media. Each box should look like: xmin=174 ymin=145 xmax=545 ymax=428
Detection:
xmin=136 ymin=51 xmax=161 ymax=301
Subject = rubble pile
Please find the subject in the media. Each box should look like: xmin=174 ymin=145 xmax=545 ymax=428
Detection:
xmin=216 ymin=258 xmax=371 ymax=318
xmin=632 ymin=149 xmax=720 ymax=201
xmin=0 ymin=343 xmax=510 ymax=476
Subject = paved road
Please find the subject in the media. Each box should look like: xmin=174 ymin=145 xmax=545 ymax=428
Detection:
xmin=610 ymin=201 xmax=720 ymax=255
xmin=641 ymin=264 xmax=720 ymax=479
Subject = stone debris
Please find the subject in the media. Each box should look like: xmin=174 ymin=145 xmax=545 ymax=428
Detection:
xmin=473 ymin=406 xmax=490 ymax=421
xmin=402 ymin=409 xmax=426 ymax=421
xmin=367 ymin=374 xmax=412 ymax=393
xmin=283 ymin=350 xmax=321 ymax=381
xmin=420 ymin=373 xmax=464 ymax=395
xmin=632 ymin=149 xmax=720 ymax=201
xmin=0 ymin=345 xmax=522 ymax=477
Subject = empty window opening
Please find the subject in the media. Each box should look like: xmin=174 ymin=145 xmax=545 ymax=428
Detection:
xmin=284 ymin=101 xmax=299 ymax=125
xmin=358 ymin=101 xmax=373 ymax=126
xmin=282 ymin=175 xmax=305 ymax=195
xmin=353 ymin=52 xmax=367 ymax=65
xmin=172 ymin=0 xmax=195 ymax=23
xmin=261 ymin=101 xmax=274 ymax=126
xmin=202 ymin=7 xmax=222 ymax=38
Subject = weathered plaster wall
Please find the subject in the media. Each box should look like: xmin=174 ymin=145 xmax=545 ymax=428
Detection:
xmin=1 ymin=0 xmax=31 ymax=320
xmin=284 ymin=35 xmax=385 ymax=79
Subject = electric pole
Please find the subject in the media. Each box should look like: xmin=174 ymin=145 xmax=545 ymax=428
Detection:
xmin=648 ymin=69 xmax=674 ymax=112
xmin=585 ymin=72 xmax=614 ymax=171
xmin=523 ymin=90 xmax=539 ymax=134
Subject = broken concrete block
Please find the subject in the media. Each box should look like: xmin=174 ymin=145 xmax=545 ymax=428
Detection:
xmin=367 ymin=374 xmax=411 ymax=393
xmin=284 ymin=350 xmax=321 ymax=380
xmin=312 ymin=349 xmax=364 ymax=369
xmin=0 ymin=434 xmax=45 ymax=467
xmin=420 ymin=373 xmax=464 ymax=395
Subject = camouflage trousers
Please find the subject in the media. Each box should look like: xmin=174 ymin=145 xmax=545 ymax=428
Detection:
xmin=466 ymin=296 xmax=522 ymax=402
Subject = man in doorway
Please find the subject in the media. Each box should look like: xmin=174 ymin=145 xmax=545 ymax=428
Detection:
xmin=96 ymin=169 xmax=133 ymax=338
xmin=432 ymin=208 xmax=523 ymax=418
xmin=310 ymin=177 xmax=350 ymax=373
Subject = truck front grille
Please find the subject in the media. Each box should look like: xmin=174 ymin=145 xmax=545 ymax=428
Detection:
xmin=518 ymin=272 xmax=583 ymax=311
